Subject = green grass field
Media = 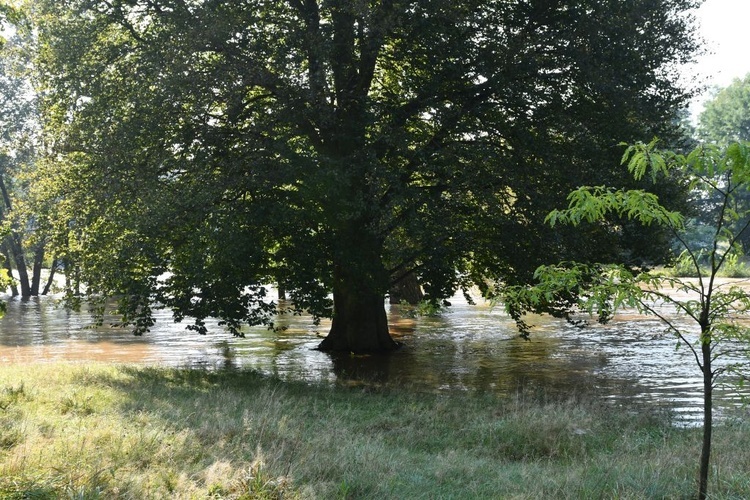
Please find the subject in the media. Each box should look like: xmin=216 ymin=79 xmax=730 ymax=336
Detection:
xmin=0 ymin=362 xmax=748 ymax=499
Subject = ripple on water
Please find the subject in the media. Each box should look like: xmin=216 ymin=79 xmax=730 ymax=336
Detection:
xmin=0 ymin=292 xmax=748 ymax=423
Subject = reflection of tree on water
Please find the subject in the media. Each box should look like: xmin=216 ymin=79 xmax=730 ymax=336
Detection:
xmin=328 ymin=351 xmax=402 ymax=387
xmin=324 ymin=306 xmax=416 ymax=387
xmin=0 ymin=296 xmax=75 ymax=347
xmin=497 ymin=336 xmax=609 ymax=397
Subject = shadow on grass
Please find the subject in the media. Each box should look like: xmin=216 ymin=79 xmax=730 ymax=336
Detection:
xmin=2 ymin=364 xmax=749 ymax=498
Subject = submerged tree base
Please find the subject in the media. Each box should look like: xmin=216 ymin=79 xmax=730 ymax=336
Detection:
xmin=317 ymin=326 xmax=402 ymax=354
xmin=318 ymin=307 xmax=401 ymax=354
xmin=320 ymin=270 xmax=402 ymax=353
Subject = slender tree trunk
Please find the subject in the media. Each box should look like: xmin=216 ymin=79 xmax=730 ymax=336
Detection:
xmin=6 ymin=235 xmax=30 ymax=296
xmin=62 ymin=255 xmax=82 ymax=296
xmin=64 ymin=260 xmax=71 ymax=289
xmin=42 ymin=258 xmax=59 ymax=295
xmin=61 ymin=256 xmax=81 ymax=296
xmin=75 ymin=265 xmax=81 ymax=296
xmin=318 ymin=225 xmax=400 ymax=353
xmin=0 ymin=176 xmax=30 ymax=296
xmin=0 ymin=243 xmax=18 ymax=296
xmin=698 ymin=339 xmax=712 ymax=500
xmin=30 ymin=244 xmax=44 ymax=296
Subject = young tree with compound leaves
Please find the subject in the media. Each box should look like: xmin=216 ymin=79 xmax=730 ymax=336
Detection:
xmin=505 ymin=140 xmax=750 ymax=500
xmin=27 ymin=0 xmax=699 ymax=352
xmin=692 ymin=75 xmax=750 ymax=252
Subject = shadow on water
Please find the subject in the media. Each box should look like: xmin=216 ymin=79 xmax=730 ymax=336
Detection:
xmin=0 ymin=292 xmax=748 ymax=424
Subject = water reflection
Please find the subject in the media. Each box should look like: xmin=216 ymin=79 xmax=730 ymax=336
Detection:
xmin=0 ymin=292 xmax=747 ymax=424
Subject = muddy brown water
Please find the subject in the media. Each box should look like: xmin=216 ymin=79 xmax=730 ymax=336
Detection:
xmin=0 ymin=288 xmax=748 ymax=424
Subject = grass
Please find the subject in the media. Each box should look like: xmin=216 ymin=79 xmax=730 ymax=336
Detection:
xmin=0 ymin=363 xmax=748 ymax=499
xmin=661 ymin=251 xmax=750 ymax=278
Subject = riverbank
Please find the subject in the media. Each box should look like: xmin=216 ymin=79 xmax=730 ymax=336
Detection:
xmin=0 ymin=363 xmax=748 ymax=499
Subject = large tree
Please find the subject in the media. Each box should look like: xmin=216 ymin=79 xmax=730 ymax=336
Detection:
xmin=27 ymin=0 xmax=699 ymax=352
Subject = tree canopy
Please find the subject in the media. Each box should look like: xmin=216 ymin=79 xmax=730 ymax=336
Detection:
xmin=0 ymin=28 xmax=61 ymax=298
xmin=699 ymin=73 xmax=750 ymax=144
xmin=24 ymin=0 xmax=701 ymax=351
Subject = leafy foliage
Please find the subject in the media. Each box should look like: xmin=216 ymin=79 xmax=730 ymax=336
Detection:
xmin=695 ymin=80 xmax=750 ymax=252
xmin=0 ymin=26 xmax=59 ymax=298
xmin=504 ymin=140 xmax=750 ymax=500
xmin=22 ymin=0 xmax=700 ymax=348
xmin=699 ymin=73 xmax=750 ymax=144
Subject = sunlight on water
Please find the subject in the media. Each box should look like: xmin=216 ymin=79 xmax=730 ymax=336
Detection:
xmin=0 ymin=290 xmax=748 ymax=425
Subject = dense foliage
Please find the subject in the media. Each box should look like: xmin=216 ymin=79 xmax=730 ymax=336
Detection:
xmin=23 ymin=0 xmax=700 ymax=351
xmin=699 ymin=73 xmax=750 ymax=144
xmin=0 ymin=28 xmax=59 ymax=298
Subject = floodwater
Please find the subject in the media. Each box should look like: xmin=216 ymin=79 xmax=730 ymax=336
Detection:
xmin=0 ymin=288 xmax=748 ymax=424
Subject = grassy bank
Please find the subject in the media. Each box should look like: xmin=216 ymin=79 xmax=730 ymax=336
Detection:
xmin=0 ymin=363 xmax=748 ymax=499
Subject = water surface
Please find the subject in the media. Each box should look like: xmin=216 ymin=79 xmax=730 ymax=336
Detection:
xmin=1 ymin=290 xmax=747 ymax=424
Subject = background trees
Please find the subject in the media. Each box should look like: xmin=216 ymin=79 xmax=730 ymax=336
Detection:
xmin=699 ymin=73 xmax=750 ymax=144
xmin=0 ymin=28 xmax=57 ymax=298
xmin=26 ymin=0 xmax=700 ymax=351
xmin=688 ymin=74 xmax=750 ymax=253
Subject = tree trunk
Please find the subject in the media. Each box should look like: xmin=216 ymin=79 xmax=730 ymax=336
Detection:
xmin=1 ymin=243 xmax=18 ymax=296
xmin=5 ymin=235 xmax=30 ymax=296
xmin=0 ymin=177 xmax=31 ymax=296
xmin=42 ymin=258 xmax=59 ymax=295
xmin=63 ymin=258 xmax=82 ymax=297
xmin=319 ymin=279 xmax=399 ymax=353
xmin=30 ymin=244 xmax=45 ymax=296
xmin=390 ymin=271 xmax=424 ymax=305
xmin=318 ymin=227 xmax=400 ymax=353
xmin=62 ymin=255 xmax=82 ymax=297
xmin=698 ymin=339 xmax=712 ymax=500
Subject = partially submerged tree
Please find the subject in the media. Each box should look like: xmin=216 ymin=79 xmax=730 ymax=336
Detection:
xmin=505 ymin=140 xmax=750 ymax=500
xmin=0 ymin=29 xmax=57 ymax=297
xmin=27 ymin=0 xmax=699 ymax=351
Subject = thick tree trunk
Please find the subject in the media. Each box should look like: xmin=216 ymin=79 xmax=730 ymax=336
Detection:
xmin=698 ymin=340 xmax=712 ymax=500
xmin=390 ymin=271 xmax=424 ymax=305
xmin=318 ymin=227 xmax=400 ymax=353
xmin=319 ymin=279 xmax=399 ymax=353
